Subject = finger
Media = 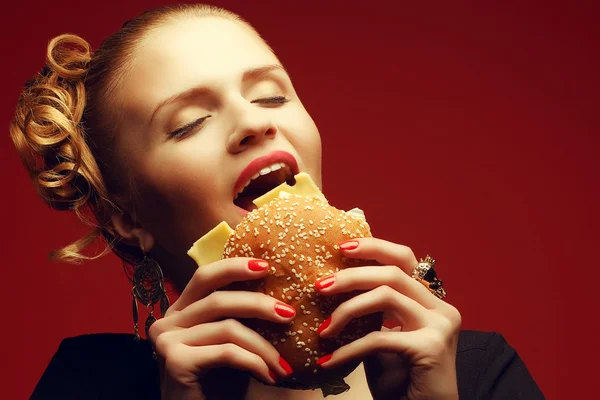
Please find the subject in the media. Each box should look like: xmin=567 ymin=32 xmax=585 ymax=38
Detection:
xmin=160 ymin=319 xmax=293 ymax=378
xmin=171 ymin=291 xmax=296 ymax=328
xmin=317 ymin=329 xmax=437 ymax=370
xmin=338 ymin=238 xmax=418 ymax=275
xmin=315 ymin=265 xmax=439 ymax=308
xmin=173 ymin=258 xmax=270 ymax=311
xmin=168 ymin=342 xmax=277 ymax=385
xmin=317 ymin=286 xmax=429 ymax=338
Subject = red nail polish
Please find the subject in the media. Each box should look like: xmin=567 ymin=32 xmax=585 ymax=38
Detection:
xmin=383 ymin=319 xmax=402 ymax=329
xmin=315 ymin=275 xmax=335 ymax=290
xmin=338 ymin=240 xmax=359 ymax=250
xmin=317 ymin=354 xmax=333 ymax=366
xmin=316 ymin=317 xmax=331 ymax=335
xmin=248 ymin=259 xmax=269 ymax=271
xmin=279 ymin=357 xmax=293 ymax=375
xmin=268 ymin=369 xmax=277 ymax=383
xmin=274 ymin=302 xmax=296 ymax=318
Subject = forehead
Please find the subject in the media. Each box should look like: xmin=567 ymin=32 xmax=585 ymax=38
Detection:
xmin=118 ymin=17 xmax=279 ymax=116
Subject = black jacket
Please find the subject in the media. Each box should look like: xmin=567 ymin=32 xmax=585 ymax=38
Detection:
xmin=30 ymin=330 xmax=545 ymax=399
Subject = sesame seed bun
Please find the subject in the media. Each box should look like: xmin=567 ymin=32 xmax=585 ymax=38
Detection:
xmin=222 ymin=194 xmax=383 ymax=392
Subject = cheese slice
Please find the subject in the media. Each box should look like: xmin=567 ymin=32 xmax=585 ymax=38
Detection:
xmin=187 ymin=221 xmax=233 ymax=267
xmin=346 ymin=207 xmax=366 ymax=221
xmin=253 ymin=172 xmax=326 ymax=207
xmin=346 ymin=207 xmax=370 ymax=231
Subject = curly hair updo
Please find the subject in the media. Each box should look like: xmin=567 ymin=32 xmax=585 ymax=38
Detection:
xmin=9 ymin=4 xmax=260 ymax=267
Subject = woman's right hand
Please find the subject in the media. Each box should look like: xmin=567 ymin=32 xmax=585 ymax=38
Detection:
xmin=147 ymin=258 xmax=295 ymax=400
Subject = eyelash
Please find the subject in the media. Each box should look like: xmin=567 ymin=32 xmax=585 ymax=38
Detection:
xmin=168 ymin=96 xmax=290 ymax=139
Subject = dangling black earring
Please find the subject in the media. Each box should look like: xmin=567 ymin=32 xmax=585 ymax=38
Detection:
xmin=132 ymin=246 xmax=170 ymax=342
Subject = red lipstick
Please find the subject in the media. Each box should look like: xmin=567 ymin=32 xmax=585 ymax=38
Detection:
xmin=233 ymin=150 xmax=299 ymax=198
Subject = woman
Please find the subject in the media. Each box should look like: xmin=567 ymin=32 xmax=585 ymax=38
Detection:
xmin=11 ymin=4 xmax=545 ymax=399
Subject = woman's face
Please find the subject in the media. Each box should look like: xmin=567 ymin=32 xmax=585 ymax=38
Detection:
xmin=113 ymin=17 xmax=322 ymax=261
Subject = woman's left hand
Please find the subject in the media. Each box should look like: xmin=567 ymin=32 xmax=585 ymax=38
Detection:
xmin=315 ymin=238 xmax=461 ymax=400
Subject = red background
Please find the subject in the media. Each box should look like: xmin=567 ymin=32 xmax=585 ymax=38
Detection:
xmin=2 ymin=1 xmax=598 ymax=399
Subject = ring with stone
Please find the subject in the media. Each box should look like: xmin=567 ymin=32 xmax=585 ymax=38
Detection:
xmin=411 ymin=255 xmax=447 ymax=299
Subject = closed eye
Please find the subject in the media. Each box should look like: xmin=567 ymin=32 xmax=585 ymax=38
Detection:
xmin=251 ymin=96 xmax=290 ymax=105
xmin=168 ymin=97 xmax=288 ymax=139
xmin=168 ymin=116 xmax=210 ymax=139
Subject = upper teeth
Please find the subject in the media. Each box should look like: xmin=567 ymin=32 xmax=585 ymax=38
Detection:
xmin=236 ymin=162 xmax=289 ymax=198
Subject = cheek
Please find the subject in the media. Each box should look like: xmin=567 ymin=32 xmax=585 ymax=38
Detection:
xmin=284 ymin=108 xmax=323 ymax=184
xmin=298 ymin=130 xmax=322 ymax=183
xmin=141 ymin=146 xmax=217 ymax=200
xmin=132 ymin=147 xmax=223 ymax=251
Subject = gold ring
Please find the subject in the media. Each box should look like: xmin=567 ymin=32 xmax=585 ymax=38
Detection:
xmin=411 ymin=255 xmax=447 ymax=299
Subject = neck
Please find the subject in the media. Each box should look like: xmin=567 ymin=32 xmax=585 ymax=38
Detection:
xmin=245 ymin=362 xmax=372 ymax=400
xmin=152 ymin=243 xmax=197 ymax=294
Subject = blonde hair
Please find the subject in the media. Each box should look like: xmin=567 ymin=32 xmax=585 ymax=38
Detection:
xmin=9 ymin=4 xmax=257 ymax=265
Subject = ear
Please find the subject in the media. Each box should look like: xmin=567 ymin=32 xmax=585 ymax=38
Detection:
xmin=111 ymin=211 xmax=155 ymax=252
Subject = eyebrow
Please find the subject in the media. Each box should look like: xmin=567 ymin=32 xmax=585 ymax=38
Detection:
xmin=149 ymin=64 xmax=288 ymax=124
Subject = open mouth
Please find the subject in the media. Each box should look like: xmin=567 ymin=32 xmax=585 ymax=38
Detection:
xmin=234 ymin=162 xmax=296 ymax=212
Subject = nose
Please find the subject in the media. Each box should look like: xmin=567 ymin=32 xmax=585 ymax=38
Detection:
xmin=226 ymin=102 xmax=277 ymax=153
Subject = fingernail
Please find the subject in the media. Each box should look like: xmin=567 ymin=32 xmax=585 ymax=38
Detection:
xmin=383 ymin=319 xmax=401 ymax=329
xmin=338 ymin=240 xmax=359 ymax=251
xmin=317 ymin=354 xmax=333 ymax=366
xmin=316 ymin=317 xmax=331 ymax=335
xmin=268 ymin=369 xmax=277 ymax=383
xmin=315 ymin=275 xmax=335 ymax=290
xmin=274 ymin=302 xmax=296 ymax=318
xmin=279 ymin=356 xmax=293 ymax=375
xmin=248 ymin=259 xmax=269 ymax=271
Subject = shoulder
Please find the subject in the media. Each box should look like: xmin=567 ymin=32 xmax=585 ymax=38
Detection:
xmin=57 ymin=332 xmax=153 ymax=357
xmin=456 ymin=330 xmax=515 ymax=381
xmin=55 ymin=332 xmax=159 ymax=378
xmin=457 ymin=330 xmax=510 ymax=353
xmin=455 ymin=330 xmax=510 ymax=389
xmin=456 ymin=330 xmax=545 ymax=400
xmin=32 ymin=333 xmax=160 ymax=399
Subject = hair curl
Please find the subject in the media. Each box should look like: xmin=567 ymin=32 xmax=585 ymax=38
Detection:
xmin=9 ymin=4 xmax=255 ymax=268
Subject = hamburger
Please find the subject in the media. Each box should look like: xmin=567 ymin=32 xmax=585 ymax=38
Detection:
xmin=188 ymin=173 xmax=383 ymax=395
